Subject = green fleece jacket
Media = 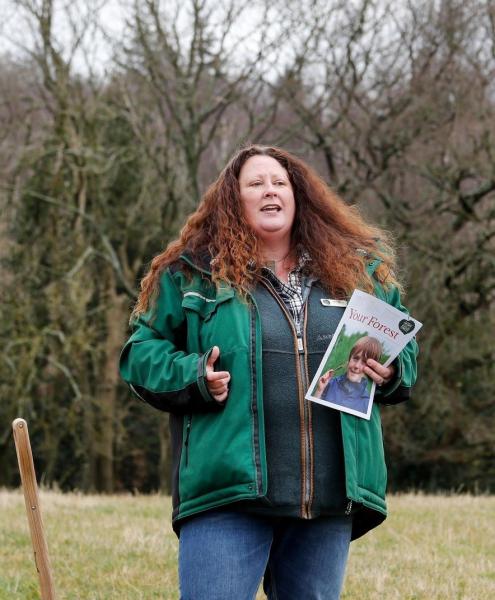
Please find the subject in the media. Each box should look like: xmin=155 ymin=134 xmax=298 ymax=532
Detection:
xmin=119 ymin=254 xmax=418 ymax=539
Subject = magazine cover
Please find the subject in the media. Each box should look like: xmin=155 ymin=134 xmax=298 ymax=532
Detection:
xmin=306 ymin=289 xmax=422 ymax=420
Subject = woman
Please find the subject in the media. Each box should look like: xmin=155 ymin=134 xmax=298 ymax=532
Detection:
xmin=119 ymin=145 xmax=418 ymax=600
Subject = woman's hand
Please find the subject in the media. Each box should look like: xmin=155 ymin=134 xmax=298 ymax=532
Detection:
xmin=315 ymin=369 xmax=334 ymax=398
xmin=363 ymin=359 xmax=395 ymax=387
xmin=205 ymin=346 xmax=231 ymax=403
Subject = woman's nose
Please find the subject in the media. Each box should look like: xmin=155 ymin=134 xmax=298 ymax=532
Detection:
xmin=263 ymin=182 xmax=277 ymax=196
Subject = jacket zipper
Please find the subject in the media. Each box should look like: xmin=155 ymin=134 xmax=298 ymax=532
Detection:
xmin=184 ymin=415 xmax=192 ymax=467
xmin=295 ymin=312 xmax=313 ymax=518
xmin=249 ymin=300 xmax=263 ymax=496
xmin=260 ymin=277 xmax=314 ymax=519
xmin=298 ymin=278 xmax=316 ymax=518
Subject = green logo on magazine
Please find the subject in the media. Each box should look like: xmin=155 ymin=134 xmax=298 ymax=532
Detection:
xmin=398 ymin=319 xmax=415 ymax=334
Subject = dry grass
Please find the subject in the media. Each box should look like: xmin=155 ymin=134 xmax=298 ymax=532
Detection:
xmin=0 ymin=491 xmax=493 ymax=599
xmin=343 ymin=494 xmax=495 ymax=600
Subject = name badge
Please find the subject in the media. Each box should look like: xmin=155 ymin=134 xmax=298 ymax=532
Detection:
xmin=320 ymin=299 xmax=348 ymax=307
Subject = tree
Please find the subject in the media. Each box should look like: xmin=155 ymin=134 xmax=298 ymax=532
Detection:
xmin=1 ymin=0 xmax=493 ymax=494
xmin=1 ymin=0 xmax=152 ymax=491
xmin=269 ymin=0 xmax=495 ymax=490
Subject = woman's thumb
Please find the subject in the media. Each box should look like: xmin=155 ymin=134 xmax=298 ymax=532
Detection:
xmin=206 ymin=346 xmax=220 ymax=370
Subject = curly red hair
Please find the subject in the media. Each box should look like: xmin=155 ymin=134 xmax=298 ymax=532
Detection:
xmin=132 ymin=145 xmax=399 ymax=319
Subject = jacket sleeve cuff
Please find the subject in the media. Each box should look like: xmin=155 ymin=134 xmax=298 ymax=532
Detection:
xmin=382 ymin=355 xmax=402 ymax=395
xmin=374 ymin=356 xmax=411 ymax=405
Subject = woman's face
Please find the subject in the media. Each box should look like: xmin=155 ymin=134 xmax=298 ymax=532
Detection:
xmin=346 ymin=352 xmax=367 ymax=383
xmin=238 ymin=155 xmax=296 ymax=248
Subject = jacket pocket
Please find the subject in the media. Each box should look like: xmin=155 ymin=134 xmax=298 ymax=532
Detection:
xmin=181 ymin=287 xmax=239 ymax=354
xmin=184 ymin=414 xmax=192 ymax=467
xmin=178 ymin=347 xmax=256 ymax=504
xmin=356 ymin=406 xmax=387 ymax=498
xmin=181 ymin=288 xmax=235 ymax=322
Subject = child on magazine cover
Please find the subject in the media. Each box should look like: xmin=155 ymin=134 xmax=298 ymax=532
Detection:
xmin=315 ymin=336 xmax=382 ymax=414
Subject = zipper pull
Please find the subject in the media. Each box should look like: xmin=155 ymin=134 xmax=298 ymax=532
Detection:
xmin=295 ymin=320 xmax=304 ymax=352
xmin=184 ymin=416 xmax=192 ymax=466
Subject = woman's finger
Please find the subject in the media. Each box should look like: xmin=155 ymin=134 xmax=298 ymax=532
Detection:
xmin=364 ymin=368 xmax=385 ymax=385
xmin=364 ymin=365 xmax=394 ymax=385
xmin=208 ymin=379 xmax=229 ymax=392
xmin=366 ymin=359 xmax=395 ymax=380
xmin=206 ymin=370 xmax=231 ymax=382
xmin=213 ymin=390 xmax=228 ymax=403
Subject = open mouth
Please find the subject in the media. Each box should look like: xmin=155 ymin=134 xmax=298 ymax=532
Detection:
xmin=260 ymin=205 xmax=281 ymax=212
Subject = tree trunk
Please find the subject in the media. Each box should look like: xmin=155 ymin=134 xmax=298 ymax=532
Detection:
xmin=94 ymin=271 xmax=128 ymax=492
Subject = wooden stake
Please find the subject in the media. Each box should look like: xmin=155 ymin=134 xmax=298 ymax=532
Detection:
xmin=12 ymin=418 xmax=56 ymax=600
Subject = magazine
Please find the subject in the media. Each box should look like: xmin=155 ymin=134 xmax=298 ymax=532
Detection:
xmin=305 ymin=289 xmax=422 ymax=420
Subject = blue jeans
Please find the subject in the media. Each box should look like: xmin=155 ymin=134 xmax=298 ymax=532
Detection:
xmin=178 ymin=510 xmax=352 ymax=600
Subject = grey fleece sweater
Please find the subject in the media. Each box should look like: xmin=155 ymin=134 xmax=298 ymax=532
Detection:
xmin=233 ymin=276 xmax=352 ymax=519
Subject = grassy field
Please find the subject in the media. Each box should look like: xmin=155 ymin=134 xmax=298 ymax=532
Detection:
xmin=0 ymin=491 xmax=493 ymax=599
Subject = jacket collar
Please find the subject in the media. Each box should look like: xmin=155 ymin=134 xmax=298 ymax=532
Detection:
xmin=180 ymin=250 xmax=213 ymax=275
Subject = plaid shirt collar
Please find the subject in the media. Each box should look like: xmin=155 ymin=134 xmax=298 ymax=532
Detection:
xmin=261 ymin=252 xmax=311 ymax=327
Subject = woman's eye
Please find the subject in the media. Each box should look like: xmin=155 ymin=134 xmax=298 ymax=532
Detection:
xmin=275 ymin=180 xmax=286 ymax=186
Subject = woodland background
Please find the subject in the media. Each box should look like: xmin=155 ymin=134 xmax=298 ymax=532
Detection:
xmin=0 ymin=0 xmax=494 ymax=495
